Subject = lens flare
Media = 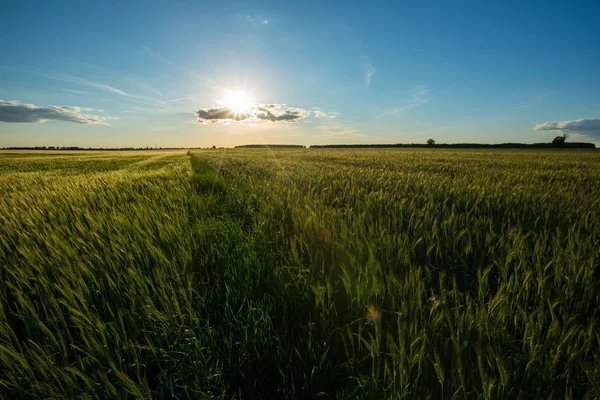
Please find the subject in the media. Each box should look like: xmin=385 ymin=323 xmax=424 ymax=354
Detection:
xmin=366 ymin=305 xmax=381 ymax=325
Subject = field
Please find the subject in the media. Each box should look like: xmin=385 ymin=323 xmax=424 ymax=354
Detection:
xmin=0 ymin=149 xmax=599 ymax=399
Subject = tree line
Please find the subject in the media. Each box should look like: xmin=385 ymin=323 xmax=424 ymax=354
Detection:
xmin=309 ymin=142 xmax=595 ymax=149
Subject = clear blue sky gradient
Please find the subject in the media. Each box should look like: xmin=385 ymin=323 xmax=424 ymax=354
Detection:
xmin=1 ymin=0 xmax=599 ymax=147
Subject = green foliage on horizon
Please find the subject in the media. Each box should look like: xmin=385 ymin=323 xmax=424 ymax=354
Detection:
xmin=0 ymin=149 xmax=599 ymax=398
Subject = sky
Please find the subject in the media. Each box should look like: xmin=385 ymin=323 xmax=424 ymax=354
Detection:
xmin=1 ymin=0 xmax=599 ymax=147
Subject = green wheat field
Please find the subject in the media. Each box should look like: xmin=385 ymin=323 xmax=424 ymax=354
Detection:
xmin=1 ymin=149 xmax=599 ymax=399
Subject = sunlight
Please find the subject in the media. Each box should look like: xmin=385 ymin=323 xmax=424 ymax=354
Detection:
xmin=221 ymin=90 xmax=255 ymax=114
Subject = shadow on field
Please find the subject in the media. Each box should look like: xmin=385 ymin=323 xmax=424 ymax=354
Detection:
xmin=185 ymin=154 xmax=348 ymax=398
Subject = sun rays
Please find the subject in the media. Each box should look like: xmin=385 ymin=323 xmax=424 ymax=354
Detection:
xmin=221 ymin=90 xmax=255 ymax=114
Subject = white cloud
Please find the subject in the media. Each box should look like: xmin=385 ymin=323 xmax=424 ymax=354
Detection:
xmin=533 ymin=118 xmax=600 ymax=139
xmin=314 ymin=110 xmax=339 ymax=118
xmin=263 ymin=19 xmax=269 ymax=25
xmin=254 ymin=104 xmax=309 ymax=122
xmin=0 ymin=99 xmax=114 ymax=124
xmin=195 ymin=107 xmax=250 ymax=123
xmin=195 ymin=103 xmax=311 ymax=124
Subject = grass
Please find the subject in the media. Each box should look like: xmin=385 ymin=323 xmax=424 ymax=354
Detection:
xmin=0 ymin=148 xmax=599 ymax=398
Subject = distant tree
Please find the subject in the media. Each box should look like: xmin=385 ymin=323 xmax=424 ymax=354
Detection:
xmin=212 ymin=145 xmax=216 ymax=149
xmin=427 ymin=138 xmax=436 ymax=146
xmin=552 ymin=135 xmax=565 ymax=148
xmin=552 ymin=129 xmax=570 ymax=149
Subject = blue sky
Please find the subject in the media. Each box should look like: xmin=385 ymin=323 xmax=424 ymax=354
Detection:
xmin=1 ymin=0 xmax=599 ymax=147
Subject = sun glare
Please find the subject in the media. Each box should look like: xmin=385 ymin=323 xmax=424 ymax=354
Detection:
xmin=222 ymin=90 xmax=254 ymax=114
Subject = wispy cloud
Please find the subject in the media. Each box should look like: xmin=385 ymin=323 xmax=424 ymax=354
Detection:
xmin=73 ymin=60 xmax=165 ymax=99
xmin=314 ymin=124 xmax=361 ymax=138
xmin=246 ymin=15 xmax=269 ymax=26
xmin=362 ymin=57 xmax=376 ymax=88
xmin=142 ymin=45 xmax=221 ymax=90
xmin=165 ymin=96 xmax=197 ymax=104
xmin=0 ymin=64 xmax=182 ymax=116
xmin=131 ymin=79 xmax=163 ymax=97
xmin=533 ymin=118 xmax=600 ymax=140
xmin=0 ymin=99 xmax=115 ymax=124
xmin=44 ymin=73 xmax=128 ymax=96
xmin=64 ymin=76 xmax=163 ymax=105
xmin=534 ymin=91 xmax=555 ymax=101
xmin=121 ymin=105 xmax=188 ymax=115
xmin=314 ymin=110 xmax=339 ymax=118
xmin=381 ymin=87 xmax=429 ymax=116
xmin=61 ymin=88 xmax=95 ymax=95
xmin=512 ymin=91 xmax=555 ymax=110
xmin=18 ymin=68 xmax=171 ymax=111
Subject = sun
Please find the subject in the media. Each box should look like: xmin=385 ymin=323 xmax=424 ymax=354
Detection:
xmin=222 ymin=90 xmax=254 ymax=114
